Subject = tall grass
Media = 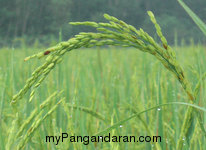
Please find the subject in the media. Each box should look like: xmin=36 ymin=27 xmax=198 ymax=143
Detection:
xmin=0 ymin=46 xmax=205 ymax=149
xmin=0 ymin=9 xmax=205 ymax=149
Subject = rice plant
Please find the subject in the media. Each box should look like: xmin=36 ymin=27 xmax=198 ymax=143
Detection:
xmin=0 ymin=6 xmax=205 ymax=150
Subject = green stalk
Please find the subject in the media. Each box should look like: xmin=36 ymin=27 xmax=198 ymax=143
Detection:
xmin=177 ymin=106 xmax=195 ymax=149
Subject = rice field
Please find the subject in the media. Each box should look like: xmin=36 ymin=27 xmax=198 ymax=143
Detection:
xmin=0 ymin=45 xmax=205 ymax=149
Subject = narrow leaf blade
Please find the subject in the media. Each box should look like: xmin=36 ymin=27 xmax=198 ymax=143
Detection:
xmin=177 ymin=0 xmax=206 ymax=36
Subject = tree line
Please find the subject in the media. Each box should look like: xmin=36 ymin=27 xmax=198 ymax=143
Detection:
xmin=0 ymin=0 xmax=205 ymax=47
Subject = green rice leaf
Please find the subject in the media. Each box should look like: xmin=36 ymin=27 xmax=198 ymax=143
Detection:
xmin=177 ymin=0 xmax=206 ymax=36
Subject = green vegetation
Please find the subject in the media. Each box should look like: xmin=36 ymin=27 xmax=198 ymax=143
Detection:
xmin=0 ymin=0 xmax=206 ymax=46
xmin=0 ymin=45 xmax=205 ymax=149
xmin=0 ymin=8 xmax=205 ymax=149
xmin=0 ymin=1 xmax=206 ymax=149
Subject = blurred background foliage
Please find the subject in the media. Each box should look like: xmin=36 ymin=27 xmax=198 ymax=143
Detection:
xmin=0 ymin=0 xmax=206 ymax=47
